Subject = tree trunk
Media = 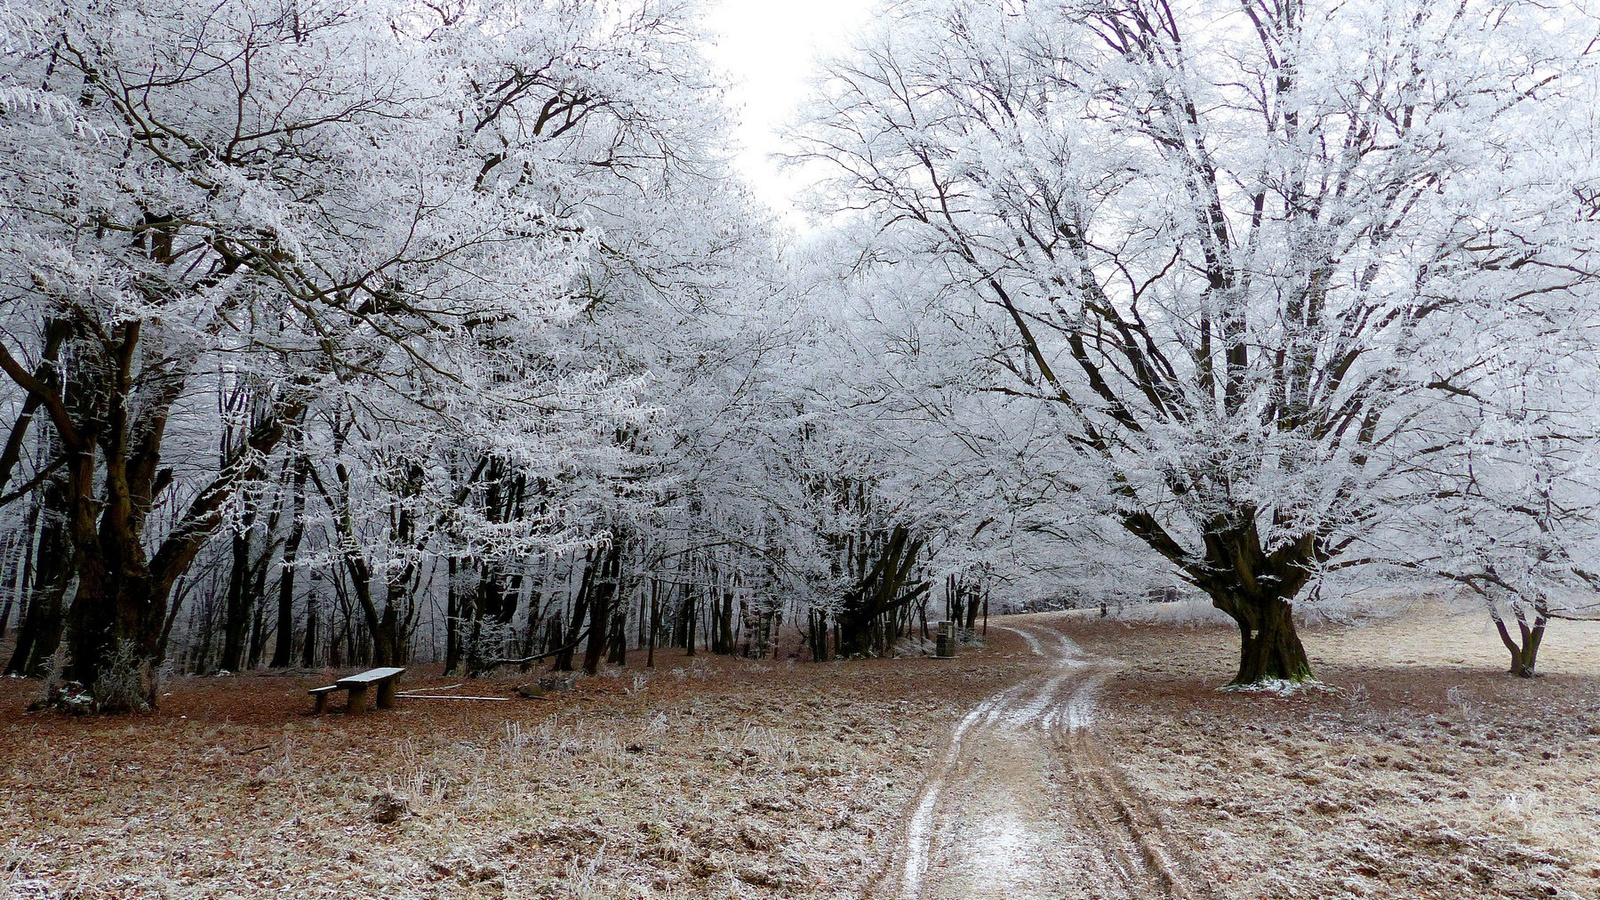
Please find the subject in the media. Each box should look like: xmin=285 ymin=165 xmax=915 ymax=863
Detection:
xmin=64 ymin=436 xmax=168 ymax=707
xmin=713 ymin=589 xmax=735 ymax=655
xmin=582 ymin=541 xmax=622 ymax=676
xmin=607 ymin=597 xmax=628 ymax=667
xmin=1493 ymin=609 xmax=1546 ymax=678
xmin=5 ymin=479 xmax=72 ymax=678
xmin=300 ymin=573 xmax=319 ymax=669
xmin=269 ymin=458 xmax=307 ymax=668
xmin=0 ymin=523 xmax=30 ymax=639
xmin=372 ymin=599 xmax=402 ymax=667
xmin=64 ymin=360 xmax=300 ymax=705
xmin=554 ymin=553 xmax=594 ymax=672
xmin=1229 ymin=597 xmax=1312 ymax=685
xmin=1182 ymin=517 xmax=1317 ymax=686
xmin=219 ymin=522 xmax=255 ymax=672
xmin=681 ymin=589 xmax=696 ymax=657
xmin=647 ymin=578 xmax=660 ymax=668
xmin=445 ymin=557 xmax=463 ymax=675
xmin=835 ymin=525 xmax=928 ymax=658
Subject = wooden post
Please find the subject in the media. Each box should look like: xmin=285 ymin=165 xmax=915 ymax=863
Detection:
xmin=346 ymin=683 xmax=370 ymax=714
xmin=376 ymin=676 xmax=398 ymax=709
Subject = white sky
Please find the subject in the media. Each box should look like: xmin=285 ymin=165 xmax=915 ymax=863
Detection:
xmin=701 ymin=0 xmax=874 ymax=228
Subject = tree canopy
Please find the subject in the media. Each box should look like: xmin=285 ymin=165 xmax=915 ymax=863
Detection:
xmin=0 ymin=0 xmax=1596 ymax=705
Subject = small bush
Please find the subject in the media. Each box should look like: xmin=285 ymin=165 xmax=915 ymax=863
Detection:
xmin=92 ymin=642 xmax=157 ymax=713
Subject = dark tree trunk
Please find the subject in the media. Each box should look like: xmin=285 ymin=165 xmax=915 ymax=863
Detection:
xmin=554 ymin=554 xmax=593 ymax=672
xmin=0 ymin=520 xmax=31 ymax=639
xmin=684 ymin=588 xmax=696 ymax=657
xmin=6 ymin=478 xmax=72 ymax=678
xmin=269 ymin=458 xmax=307 ymax=668
xmin=646 ymin=578 xmax=661 ymax=668
xmin=521 ymin=557 xmax=551 ymax=657
xmin=300 ymin=573 xmax=319 ymax=669
xmin=834 ymin=525 xmax=929 ymax=658
xmin=372 ymin=593 xmax=403 ymax=667
xmin=675 ymin=590 xmax=693 ymax=654
xmin=219 ymin=521 xmax=255 ymax=672
xmin=607 ymin=595 xmax=628 ymax=667
xmin=806 ymin=607 xmax=832 ymax=662
xmin=246 ymin=543 xmax=273 ymax=670
xmin=1221 ymin=594 xmax=1313 ymax=685
xmin=1493 ymin=606 xmax=1547 ymax=678
xmin=62 ymin=350 xmax=299 ymax=705
xmin=1167 ymin=514 xmax=1317 ymax=686
xmin=712 ymin=588 xmax=735 ymax=655
xmin=445 ymin=557 xmax=463 ymax=675
xmin=582 ymin=541 xmax=622 ymax=676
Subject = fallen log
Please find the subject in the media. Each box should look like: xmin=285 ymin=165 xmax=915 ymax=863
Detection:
xmin=479 ymin=626 xmax=593 ymax=672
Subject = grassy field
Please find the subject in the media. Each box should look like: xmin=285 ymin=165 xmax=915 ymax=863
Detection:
xmin=3 ymin=599 xmax=1597 ymax=899
xmin=0 ymin=649 xmax=1028 ymax=899
xmin=1081 ymin=600 xmax=1600 ymax=899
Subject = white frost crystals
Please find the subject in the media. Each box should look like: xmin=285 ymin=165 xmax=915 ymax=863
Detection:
xmin=795 ymin=0 xmax=1600 ymax=685
xmin=0 ymin=0 xmax=780 ymax=690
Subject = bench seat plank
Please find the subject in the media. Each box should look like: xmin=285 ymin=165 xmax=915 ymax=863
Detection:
xmin=336 ymin=666 xmax=406 ymax=686
xmin=307 ymin=684 xmax=343 ymax=713
xmin=337 ymin=667 xmax=406 ymax=713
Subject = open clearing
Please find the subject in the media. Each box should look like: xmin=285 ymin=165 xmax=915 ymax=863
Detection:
xmin=4 ymin=600 xmax=1600 ymax=899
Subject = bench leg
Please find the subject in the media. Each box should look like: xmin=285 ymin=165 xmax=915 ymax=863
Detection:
xmin=314 ymin=693 xmax=329 ymax=714
xmin=346 ymin=684 xmax=370 ymax=715
xmin=376 ymin=679 xmax=398 ymax=710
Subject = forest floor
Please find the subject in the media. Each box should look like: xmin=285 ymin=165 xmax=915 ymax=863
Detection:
xmin=2 ymin=598 xmax=1599 ymax=899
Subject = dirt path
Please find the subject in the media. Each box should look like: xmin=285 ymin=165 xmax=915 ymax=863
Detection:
xmin=876 ymin=619 xmax=1211 ymax=900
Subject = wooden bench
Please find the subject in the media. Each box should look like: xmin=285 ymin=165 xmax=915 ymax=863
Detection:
xmin=308 ymin=666 xmax=406 ymax=714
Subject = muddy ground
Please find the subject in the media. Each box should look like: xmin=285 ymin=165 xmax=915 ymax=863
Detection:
xmin=2 ymin=601 xmax=1598 ymax=899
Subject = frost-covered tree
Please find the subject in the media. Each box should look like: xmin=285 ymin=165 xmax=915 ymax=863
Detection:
xmin=1393 ymin=330 xmax=1600 ymax=677
xmin=798 ymin=0 xmax=1600 ymax=684
xmin=0 ymin=0 xmax=683 ymax=704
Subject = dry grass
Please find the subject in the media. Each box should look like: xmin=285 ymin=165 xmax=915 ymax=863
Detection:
xmin=6 ymin=602 xmax=1600 ymax=899
xmin=0 ymin=647 xmax=1029 ymax=900
xmin=1059 ymin=603 xmax=1600 ymax=900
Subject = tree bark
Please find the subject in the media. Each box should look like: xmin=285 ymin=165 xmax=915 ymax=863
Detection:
xmin=219 ymin=519 xmax=256 ymax=672
xmin=1222 ymin=593 xmax=1313 ymax=685
xmin=269 ymin=458 xmax=307 ymax=668
xmin=5 ymin=478 xmax=71 ymax=677
xmin=1493 ymin=607 xmax=1546 ymax=678
xmin=582 ymin=541 xmax=622 ymax=676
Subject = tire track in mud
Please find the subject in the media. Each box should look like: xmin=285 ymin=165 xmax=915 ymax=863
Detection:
xmin=875 ymin=619 xmax=1211 ymax=900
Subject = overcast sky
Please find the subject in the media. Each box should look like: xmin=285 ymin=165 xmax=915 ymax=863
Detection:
xmin=701 ymin=0 xmax=873 ymax=227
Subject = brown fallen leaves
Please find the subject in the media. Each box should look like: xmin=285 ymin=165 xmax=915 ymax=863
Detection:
xmin=5 ymin=604 xmax=1598 ymax=899
xmin=0 ymin=645 xmax=1028 ymax=899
